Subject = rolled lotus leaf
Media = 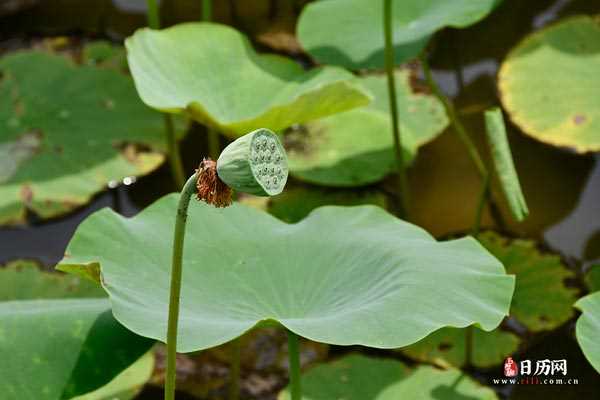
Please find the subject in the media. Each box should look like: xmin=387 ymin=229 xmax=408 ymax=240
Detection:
xmin=217 ymin=128 xmax=288 ymax=196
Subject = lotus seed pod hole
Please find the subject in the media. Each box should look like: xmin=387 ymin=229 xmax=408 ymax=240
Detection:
xmin=249 ymin=129 xmax=288 ymax=195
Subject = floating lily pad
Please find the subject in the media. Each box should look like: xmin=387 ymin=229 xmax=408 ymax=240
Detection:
xmin=584 ymin=264 xmax=600 ymax=292
xmin=498 ymin=16 xmax=600 ymax=152
xmin=478 ymin=232 xmax=577 ymax=331
xmin=297 ymin=0 xmax=501 ymax=70
xmin=81 ymin=41 xmax=127 ymax=71
xmin=0 ymin=259 xmax=154 ymax=400
xmin=70 ymin=351 xmax=154 ymax=400
xmin=59 ymin=194 xmax=514 ymax=352
xmin=0 ymin=259 xmax=105 ymax=300
xmin=268 ymin=187 xmax=388 ymax=223
xmin=0 ymin=51 xmax=169 ymax=225
xmin=484 ymin=108 xmax=529 ymax=221
xmin=125 ymin=22 xmax=371 ymax=137
xmin=286 ymin=71 xmax=448 ymax=186
xmin=575 ymin=292 xmax=600 ymax=374
xmin=402 ymin=327 xmax=519 ymax=368
xmin=278 ymin=354 xmax=498 ymax=400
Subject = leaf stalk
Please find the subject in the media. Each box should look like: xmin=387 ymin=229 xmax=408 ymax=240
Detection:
xmin=287 ymin=330 xmax=302 ymax=400
xmin=145 ymin=0 xmax=160 ymax=29
xmin=420 ymin=56 xmax=490 ymax=235
xmin=146 ymin=1 xmax=187 ymax=189
xmin=201 ymin=0 xmax=221 ymax=159
xmin=165 ymin=173 xmax=198 ymax=400
xmin=228 ymin=337 xmax=241 ymax=400
xmin=383 ymin=0 xmax=410 ymax=219
xmin=165 ymin=114 xmax=186 ymax=189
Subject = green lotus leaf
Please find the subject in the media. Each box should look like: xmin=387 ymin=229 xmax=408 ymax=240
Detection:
xmin=286 ymin=71 xmax=448 ymax=186
xmin=0 ymin=259 xmax=105 ymax=300
xmin=82 ymin=41 xmax=127 ymax=71
xmin=268 ymin=187 xmax=388 ymax=223
xmin=297 ymin=0 xmax=501 ymax=70
xmin=403 ymin=231 xmax=577 ymax=367
xmin=125 ymin=22 xmax=371 ymax=137
xmin=478 ymin=232 xmax=578 ymax=331
xmin=402 ymin=326 xmax=519 ymax=368
xmin=575 ymin=292 xmax=600 ymax=374
xmin=585 ymin=264 xmax=600 ymax=292
xmin=58 ymin=194 xmax=514 ymax=352
xmin=498 ymin=16 xmax=600 ymax=152
xmin=70 ymin=351 xmax=154 ymax=400
xmin=484 ymin=108 xmax=529 ymax=221
xmin=0 ymin=299 xmax=152 ymax=400
xmin=0 ymin=51 xmax=170 ymax=225
xmin=0 ymin=259 xmax=154 ymax=399
xmin=278 ymin=354 xmax=498 ymax=400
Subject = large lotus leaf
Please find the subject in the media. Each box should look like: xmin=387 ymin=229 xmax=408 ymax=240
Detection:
xmin=498 ymin=16 xmax=600 ymax=153
xmin=402 ymin=326 xmax=519 ymax=368
xmin=297 ymin=0 xmax=501 ymax=70
xmin=376 ymin=365 xmax=497 ymax=400
xmin=0 ymin=259 xmax=105 ymax=300
xmin=403 ymin=231 xmax=577 ymax=368
xmin=70 ymin=351 xmax=154 ymax=400
xmin=58 ymin=194 xmax=514 ymax=352
xmin=0 ymin=260 xmax=153 ymax=399
xmin=0 ymin=298 xmax=153 ymax=400
xmin=575 ymin=292 xmax=600 ymax=374
xmin=268 ymin=187 xmax=388 ymax=223
xmin=278 ymin=354 xmax=497 ymax=400
xmin=286 ymin=71 xmax=448 ymax=186
xmin=125 ymin=22 xmax=370 ymax=137
xmin=0 ymin=51 xmax=168 ymax=225
xmin=478 ymin=232 xmax=577 ymax=331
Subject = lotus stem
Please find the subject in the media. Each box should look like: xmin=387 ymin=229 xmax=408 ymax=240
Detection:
xmin=420 ymin=56 xmax=490 ymax=235
xmin=165 ymin=114 xmax=186 ymax=189
xmin=421 ymin=55 xmax=489 ymax=369
xmin=383 ymin=0 xmax=410 ymax=219
xmin=146 ymin=0 xmax=160 ymax=29
xmin=228 ymin=337 xmax=241 ymax=400
xmin=287 ymin=330 xmax=302 ymax=400
xmin=200 ymin=0 xmax=221 ymax=159
xmin=207 ymin=128 xmax=221 ymax=159
xmin=203 ymin=0 xmax=212 ymax=21
xmin=165 ymin=173 xmax=198 ymax=400
xmin=464 ymin=325 xmax=474 ymax=368
xmin=146 ymin=1 xmax=187 ymax=189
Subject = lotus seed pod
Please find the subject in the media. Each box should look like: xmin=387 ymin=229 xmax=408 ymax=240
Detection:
xmin=217 ymin=128 xmax=288 ymax=196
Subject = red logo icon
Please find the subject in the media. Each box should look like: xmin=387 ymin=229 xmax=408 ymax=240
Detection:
xmin=504 ymin=357 xmax=519 ymax=377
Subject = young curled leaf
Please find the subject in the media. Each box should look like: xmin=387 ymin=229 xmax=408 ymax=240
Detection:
xmin=484 ymin=107 xmax=529 ymax=221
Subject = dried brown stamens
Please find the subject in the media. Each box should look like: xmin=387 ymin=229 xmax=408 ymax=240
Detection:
xmin=195 ymin=158 xmax=232 ymax=208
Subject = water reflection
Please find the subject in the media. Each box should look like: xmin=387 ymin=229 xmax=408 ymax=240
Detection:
xmin=545 ymin=155 xmax=600 ymax=261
